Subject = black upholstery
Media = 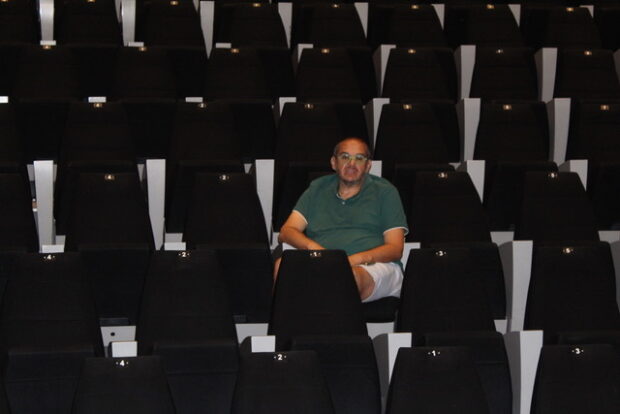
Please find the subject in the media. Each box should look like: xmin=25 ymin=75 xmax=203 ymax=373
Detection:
xmin=525 ymin=242 xmax=620 ymax=343
xmin=111 ymin=46 xmax=178 ymax=99
xmin=270 ymin=249 xmax=367 ymax=350
xmin=567 ymin=100 xmax=620 ymax=229
xmin=72 ymin=356 xmax=176 ymax=414
xmin=368 ymin=4 xmax=446 ymax=49
xmin=470 ymin=47 xmax=538 ymax=100
xmin=373 ymin=101 xmax=460 ymax=181
xmin=516 ymin=171 xmax=600 ymax=243
xmin=382 ymin=47 xmax=458 ymax=102
xmin=55 ymin=0 xmax=122 ymax=45
xmin=231 ymin=351 xmax=335 ymax=414
xmin=521 ymin=5 xmax=601 ymax=49
xmin=554 ymin=48 xmax=620 ymax=100
xmin=407 ymin=171 xmax=492 ymax=244
xmin=1 ymin=252 xmax=102 ymax=414
xmin=165 ymin=101 xmax=245 ymax=233
xmin=595 ymin=5 xmax=620 ymax=50
xmin=135 ymin=0 xmax=204 ymax=47
xmin=205 ymin=46 xmax=294 ymax=101
xmin=292 ymin=3 xmax=367 ymax=48
xmin=0 ymin=0 xmax=38 ymax=44
xmin=63 ymin=171 xmax=154 ymax=251
xmin=474 ymin=101 xmax=556 ymax=230
xmin=184 ymin=173 xmax=269 ymax=247
xmin=0 ymin=172 xmax=38 ymax=252
xmin=137 ymin=250 xmax=239 ymax=414
xmin=215 ymin=2 xmax=287 ymax=48
xmin=12 ymin=45 xmax=80 ymax=100
xmin=386 ymin=346 xmax=490 ymax=414
xmin=296 ymin=46 xmax=377 ymax=103
xmin=531 ymin=344 xmax=620 ymax=414
xmin=444 ymin=4 xmax=524 ymax=48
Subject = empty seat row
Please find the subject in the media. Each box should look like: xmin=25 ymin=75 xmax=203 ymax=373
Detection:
xmin=1 ymin=43 xmax=619 ymax=103
xmin=5 ymin=0 xmax=620 ymax=53
xmin=3 ymin=98 xmax=618 ymax=167
xmin=2 ymin=244 xmax=618 ymax=412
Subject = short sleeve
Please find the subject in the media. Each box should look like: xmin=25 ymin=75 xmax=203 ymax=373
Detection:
xmin=292 ymin=186 xmax=313 ymax=223
xmin=380 ymin=185 xmax=409 ymax=235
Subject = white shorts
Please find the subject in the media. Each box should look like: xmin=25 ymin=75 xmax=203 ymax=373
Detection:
xmin=358 ymin=262 xmax=404 ymax=303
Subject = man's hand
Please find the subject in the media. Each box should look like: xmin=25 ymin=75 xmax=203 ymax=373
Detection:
xmin=348 ymin=252 xmax=370 ymax=267
xmin=279 ymin=210 xmax=325 ymax=250
xmin=307 ymin=241 xmax=325 ymax=250
xmin=347 ymin=228 xmax=405 ymax=266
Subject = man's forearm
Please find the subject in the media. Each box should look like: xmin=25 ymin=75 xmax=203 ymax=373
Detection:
xmin=279 ymin=226 xmax=324 ymax=250
xmin=348 ymin=243 xmax=403 ymax=266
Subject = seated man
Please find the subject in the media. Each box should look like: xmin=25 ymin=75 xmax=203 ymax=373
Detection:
xmin=277 ymin=137 xmax=408 ymax=301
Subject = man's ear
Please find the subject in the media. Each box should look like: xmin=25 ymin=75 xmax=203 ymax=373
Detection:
xmin=365 ymin=159 xmax=372 ymax=173
xmin=330 ymin=156 xmax=337 ymax=171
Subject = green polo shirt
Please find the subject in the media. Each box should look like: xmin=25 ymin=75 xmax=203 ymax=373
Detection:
xmin=293 ymin=174 xmax=408 ymax=257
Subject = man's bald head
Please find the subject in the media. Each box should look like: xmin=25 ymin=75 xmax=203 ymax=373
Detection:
xmin=333 ymin=137 xmax=371 ymax=159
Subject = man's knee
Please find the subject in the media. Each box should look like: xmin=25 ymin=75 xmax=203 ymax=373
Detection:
xmin=352 ymin=266 xmax=375 ymax=301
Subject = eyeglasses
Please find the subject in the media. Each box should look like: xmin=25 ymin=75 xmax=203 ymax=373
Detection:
xmin=336 ymin=152 xmax=369 ymax=164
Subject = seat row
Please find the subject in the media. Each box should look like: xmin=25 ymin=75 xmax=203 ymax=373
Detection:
xmin=3 ymin=0 xmax=620 ymax=52
xmin=1 ymin=98 xmax=617 ymax=166
xmin=0 ymin=246 xmax=618 ymax=413
xmin=1 ymin=97 xmax=618 ymax=253
xmin=1 ymin=42 xmax=619 ymax=103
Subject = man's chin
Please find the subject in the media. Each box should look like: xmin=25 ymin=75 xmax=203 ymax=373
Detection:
xmin=339 ymin=174 xmax=365 ymax=186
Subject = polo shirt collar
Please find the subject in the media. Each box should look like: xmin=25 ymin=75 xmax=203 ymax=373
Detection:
xmin=334 ymin=174 xmax=371 ymax=202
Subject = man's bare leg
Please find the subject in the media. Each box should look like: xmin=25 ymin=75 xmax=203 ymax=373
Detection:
xmin=352 ymin=266 xmax=375 ymax=301
xmin=273 ymin=257 xmax=282 ymax=283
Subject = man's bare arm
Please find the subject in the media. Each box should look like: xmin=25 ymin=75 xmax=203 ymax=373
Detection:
xmin=348 ymin=228 xmax=405 ymax=266
xmin=278 ymin=211 xmax=325 ymax=250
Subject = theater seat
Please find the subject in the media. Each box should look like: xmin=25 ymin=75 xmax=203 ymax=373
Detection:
xmin=205 ymin=47 xmax=294 ymax=101
xmin=396 ymin=247 xmax=511 ymax=413
xmin=0 ymin=0 xmax=39 ymax=44
xmin=525 ymin=242 xmax=620 ymax=344
xmin=567 ymin=100 xmax=620 ymax=229
xmin=373 ymin=101 xmax=460 ymax=181
xmin=270 ymin=250 xmax=381 ymax=414
xmin=531 ymin=344 xmax=620 ymax=414
xmin=444 ymin=4 xmax=523 ymax=48
xmin=386 ymin=347 xmax=490 ymax=414
xmin=55 ymin=0 xmax=122 ymax=46
xmin=184 ymin=173 xmax=269 ymax=247
xmin=72 ymin=356 xmax=176 ymax=414
xmin=63 ymin=171 xmax=154 ymax=251
xmin=1 ymin=252 xmax=103 ymax=414
xmin=135 ymin=0 xmax=204 ymax=48
xmin=382 ymin=47 xmax=458 ymax=103
xmin=296 ymin=46 xmax=377 ymax=103
xmin=214 ymin=2 xmax=288 ymax=48
xmin=516 ymin=171 xmax=600 ymax=243
xmin=521 ymin=5 xmax=601 ymax=50
xmin=231 ymin=351 xmax=335 ymax=414
xmin=469 ymin=47 xmax=538 ymax=101
xmin=292 ymin=3 xmax=367 ymax=48
xmin=474 ymin=101 xmax=556 ymax=230
xmin=0 ymin=172 xmax=38 ymax=252
xmin=553 ymin=49 xmax=620 ymax=100
xmin=368 ymin=3 xmax=446 ymax=49
xmin=137 ymin=250 xmax=239 ymax=414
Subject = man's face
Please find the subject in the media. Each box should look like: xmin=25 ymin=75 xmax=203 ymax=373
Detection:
xmin=330 ymin=139 xmax=371 ymax=186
